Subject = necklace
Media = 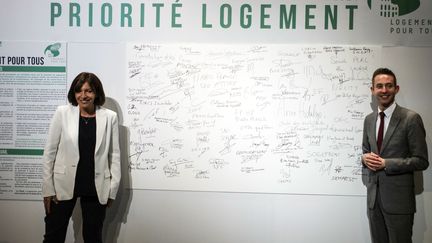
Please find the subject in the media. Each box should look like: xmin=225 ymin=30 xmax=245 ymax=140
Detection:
xmin=81 ymin=116 xmax=93 ymax=124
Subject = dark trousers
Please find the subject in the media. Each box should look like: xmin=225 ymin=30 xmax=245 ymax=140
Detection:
xmin=43 ymin=196 xmax=107 ymax=243
xmin=368 ymin=189 xmax=414 ymax=243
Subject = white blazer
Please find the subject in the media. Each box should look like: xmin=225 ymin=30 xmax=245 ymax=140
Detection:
xmin=42 ymin=105 xmax=121 ymax=204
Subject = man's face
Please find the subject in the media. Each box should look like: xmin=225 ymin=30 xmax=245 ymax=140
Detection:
xmin=371 ymin=74 xmax=399 ymax=109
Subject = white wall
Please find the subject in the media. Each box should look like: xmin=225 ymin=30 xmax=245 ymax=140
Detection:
xmin=0 ymin=45 xmax=431 ymax=243
xmin=1 ymin=1 xmax=432 ymax=242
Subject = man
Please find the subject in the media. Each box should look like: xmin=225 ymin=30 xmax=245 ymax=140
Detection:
xmin=362 ymin=67 xmax=429 ymax=243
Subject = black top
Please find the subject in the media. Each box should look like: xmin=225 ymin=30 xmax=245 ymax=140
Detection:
xmin=74 ymin=116 xmax=97 ymax=197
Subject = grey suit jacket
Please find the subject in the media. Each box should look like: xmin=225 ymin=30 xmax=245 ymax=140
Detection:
xmin=362 ymin=104 xmax=428 ymax=214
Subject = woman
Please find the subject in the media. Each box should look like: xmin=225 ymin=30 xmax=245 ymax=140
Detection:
xmin=42 ymin=72 xmax=121 ymax=243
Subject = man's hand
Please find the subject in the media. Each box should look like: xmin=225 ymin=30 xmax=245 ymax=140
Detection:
xmin=362 ymin=152 xmax=386 ymax=171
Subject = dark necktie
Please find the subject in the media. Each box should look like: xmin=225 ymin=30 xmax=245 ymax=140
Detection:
xmin=377 ymin=111 xmax=385 ymax=153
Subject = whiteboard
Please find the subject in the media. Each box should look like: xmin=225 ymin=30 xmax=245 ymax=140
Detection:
xmin=125 ymin=44 xmax=381 ymax=196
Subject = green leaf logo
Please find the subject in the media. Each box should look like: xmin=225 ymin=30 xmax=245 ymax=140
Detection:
xmin=44 ymin=43 xmax=61 ymax=57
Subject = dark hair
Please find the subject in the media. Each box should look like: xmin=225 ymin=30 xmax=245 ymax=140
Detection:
xmin=372 ymin=68 xmax=397 ymax=86
xmin=67 ymin=72 xmax=105 ymax=106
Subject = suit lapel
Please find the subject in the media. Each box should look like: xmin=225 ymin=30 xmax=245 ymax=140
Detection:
xmin=95 ymin=107 xmax=107 ymax=153
xmin=381 ymin=105 xmax=401 ymax=153
xmin=70 ymin=105 xmax=80 ymax=151
xmin=369 ymin=114 xmax=378 ymax=153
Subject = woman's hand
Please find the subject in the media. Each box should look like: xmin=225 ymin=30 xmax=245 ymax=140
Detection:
xmin=107 ymin=199 xmax=114 ymax=208
xmin=43 ymin=196 xmax=58 ymax=215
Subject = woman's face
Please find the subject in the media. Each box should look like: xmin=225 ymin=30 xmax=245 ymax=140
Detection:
xmin=75 ymin=82 xmax=96 ymax=112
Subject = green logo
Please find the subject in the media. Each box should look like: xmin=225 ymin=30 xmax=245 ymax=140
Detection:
xmin=44 ymin=43 xmax=61 ymax=57
xmin=367 ymin=0 xmax=420 ymax=17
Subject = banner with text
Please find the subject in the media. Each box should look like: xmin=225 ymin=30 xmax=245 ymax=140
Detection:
xmin=0 ymin=41 xmax=67 ymax=200
xmin=0 ymin=0 xmax=431 ymax=45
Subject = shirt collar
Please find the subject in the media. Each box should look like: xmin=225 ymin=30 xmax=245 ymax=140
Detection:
xmin=378 ymin=102 xmax=396 ymax=118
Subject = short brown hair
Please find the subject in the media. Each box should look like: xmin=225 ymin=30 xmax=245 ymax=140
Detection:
xmin=372 ymin=68 xmax=397 ymax=86
xmin=67 ymin=72 xmax=105 ymax=106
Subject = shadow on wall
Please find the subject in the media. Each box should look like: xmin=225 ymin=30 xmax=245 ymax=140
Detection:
xmin=71 ymin=97 xmax=133 ymax=243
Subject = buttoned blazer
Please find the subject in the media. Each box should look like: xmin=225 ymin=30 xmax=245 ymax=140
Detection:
xmin=362 ymin=104 xmax=429 ymax=214
xmin=42 ymin=104 xmax=121 ymax=204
